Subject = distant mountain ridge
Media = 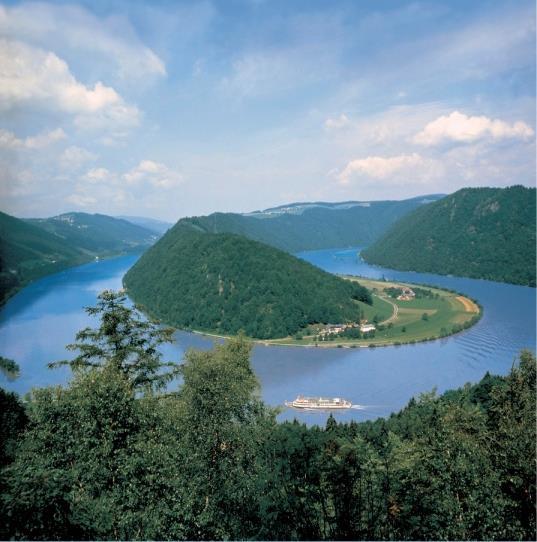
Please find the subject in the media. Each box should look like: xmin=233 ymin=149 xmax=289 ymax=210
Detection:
xmin=177 ymin=195 xmax=444 ymax=253
xmin=362 ymin=186 xmax=536 ymax=287
xmin=246 ymin=196 xmax=444 ymax=218
xmin=116 ymin=216 xmax=172 ymax=234
xmin=124 ymin=225 xmax=372 ymax=339
xmin=1 ymin=211 xmax=158 ymax=303
xmin=26 ymin=213 xmax=158 ymax=254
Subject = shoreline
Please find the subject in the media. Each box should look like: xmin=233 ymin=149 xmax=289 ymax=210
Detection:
xmin=130 ymin=275 xmax=483 ymax=350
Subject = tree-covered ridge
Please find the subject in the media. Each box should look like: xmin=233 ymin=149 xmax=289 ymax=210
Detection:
xmin=362 ymin=186 xmax=536 ymax=287
xmin=0 ymin=211 xmax=88 ymax=303
xmin=0 ymin=210 xmax=158 ymax=304
xmin=124 ymin=226 xmax=372 ymax=339
xmin=0 ymin=295 xmax=534 ymax=540
xmin=27 ymin=212 xmax=157 ymax=255
xmin=177 ymin=195 xmax=443 ymax=253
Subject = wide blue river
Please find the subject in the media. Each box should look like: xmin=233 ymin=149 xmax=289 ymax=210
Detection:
xmin=0 ymin=248 xmax=535 ymax=425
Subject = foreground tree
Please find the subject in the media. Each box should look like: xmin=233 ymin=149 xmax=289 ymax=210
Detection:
xmin=2 ymin=366 xmax=150 ymax=539
xmin=49 ymin=290 xmax=178 ymax=393
xmin=0 ymin=356 xmax=20 ymax=380
xmin=1 ymin=289 xmax=535 ymax=541
xmin=2 ymin=294 xmax=277 ymax=540
xmin=176 ymin=337 xmax=277 ymax=539
xmin=487 ymin=349 xmax=536 ymax=539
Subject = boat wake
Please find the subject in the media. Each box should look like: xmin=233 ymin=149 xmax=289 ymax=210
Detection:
xmin=351 ymin=404 xmax=390 ymax=410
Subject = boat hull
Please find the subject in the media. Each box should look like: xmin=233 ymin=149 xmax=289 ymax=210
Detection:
xmin=284 ymin=398 xmax=352 ymax=410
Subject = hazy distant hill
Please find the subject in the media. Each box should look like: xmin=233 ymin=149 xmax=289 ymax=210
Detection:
xmin=1 ymin=211 xmax=158 ymax=303
xmin=362 ymin=186 xmax=536 ymax=286
xmin=0 ymin=211 xmax=88 ymax=302
xmin=116 ymin=215 xmax=172 ymax=235
xmin=124 ymin=225 xmax=372 ymax=339
xmin=179 ymin=195 xmax=444 ymax=253
xmin=27 ymin=213 xmax=157 ymax=255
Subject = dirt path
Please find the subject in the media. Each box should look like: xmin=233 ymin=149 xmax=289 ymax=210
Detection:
xmin=377 ymin=295 xmax=398 ymax=325
xmin=456 ymin=295 xmax=479 ymax=313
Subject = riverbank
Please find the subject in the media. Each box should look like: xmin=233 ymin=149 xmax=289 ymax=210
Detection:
xmin=158 ymin=277 xmax=482 ymax=349
xmin=1 ymin=248 xmax=532 ymax=427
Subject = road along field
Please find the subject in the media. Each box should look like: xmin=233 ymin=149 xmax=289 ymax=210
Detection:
xmin=266 ymin=276 xmax=482 ymax=348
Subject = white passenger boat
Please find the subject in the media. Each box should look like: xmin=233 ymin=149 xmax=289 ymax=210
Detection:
xmin=284 ymin=395 xmax=352 ymax=410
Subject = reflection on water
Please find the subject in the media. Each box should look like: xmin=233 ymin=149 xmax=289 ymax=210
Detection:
xmin=0 ymin=248 xmax=535 ymax=426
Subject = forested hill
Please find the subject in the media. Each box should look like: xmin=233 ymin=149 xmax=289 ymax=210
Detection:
xmin=27 ymin=213 xmax=157 ymax=254
xmin=362 ymin=186 xmax=536 ymax=287
xmin=0 ymin=211 xmax=157 ymax=303
xmin=177 ymin=195 xmax=443 ymax=253
xmin=123 ymin=225 xmax=372 ymax=339
xmin=0 ymin=211 xmax=87 ymax=303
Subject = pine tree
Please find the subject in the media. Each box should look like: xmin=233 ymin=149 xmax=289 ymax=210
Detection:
xmin=49 ymin=290 xmax=178 ymax=393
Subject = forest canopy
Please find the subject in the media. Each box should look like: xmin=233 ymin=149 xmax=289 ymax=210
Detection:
xmin=0 ymin=293 xmax=535 ymax=540
xmin=124 ymin=227 xmax=372 ymax=339
xmin=362 ymin=186 xmax=536 ymax=287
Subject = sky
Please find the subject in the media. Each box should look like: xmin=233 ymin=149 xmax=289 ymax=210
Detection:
xmin=1 ymin=0 xmax=535 ymax=222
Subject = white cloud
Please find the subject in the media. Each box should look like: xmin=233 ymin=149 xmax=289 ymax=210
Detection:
xmin=414 ymin=111 xmax=534 ymax=146
xmin=123 ymin=160 xmax=183 ymax=188
xmin=0 ymin=3 xmax=166 ymax=81
xmin=66 ymin=159 xmax=182 ymax=213
xmin=337 ymin=153 xmax=443 ymax=184
xmin=324 ymin=114 xmax=350 ymax=131
xmin=60 ymin=146 xmax=97 ymax=170
xmin=65 ymin=193 xmax=97 ymax=207
xmin=77 ymin=160 xmax=182 ymax=191
xmin=82 ymin=167 xmax=116 ymax=184
xmin=0 ymin=39 xmax=140 ymax=132
xmin=0 ymin=127 xmax=65 ymax=149
xmin=0 ymin=166 xmax=35 ymax=197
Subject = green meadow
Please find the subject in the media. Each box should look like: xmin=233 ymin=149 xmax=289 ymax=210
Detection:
xmin=267 ymin=277 xmax=481 ymax=347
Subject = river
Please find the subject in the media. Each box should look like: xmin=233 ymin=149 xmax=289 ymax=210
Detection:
xmin=0 ymin=248 xmax=535 ymax=426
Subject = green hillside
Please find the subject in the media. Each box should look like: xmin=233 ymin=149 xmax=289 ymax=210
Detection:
xmin=27 ymin=213 xmax=157 ymax=254
xmin=1 ymin=211 xmax=158 ymax=303
xmin=179 ymin=195 xmax=443 ymax=253
xmin=0 ymin=211 xmax=88 ymax=302
xmin=123 ymin=225 xmax=372 ymax=339
xmin=362 ymin=186 xmax=536 ymax=286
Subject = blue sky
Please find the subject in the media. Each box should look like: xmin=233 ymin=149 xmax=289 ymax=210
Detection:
xmin=1 ymin=0 xmax=535 ymax=221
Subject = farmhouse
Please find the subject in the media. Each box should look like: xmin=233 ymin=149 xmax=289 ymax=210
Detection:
xmin=320 ymin=325 xmax=346 ymax=336
xmin=360 ymin=323 xmax=376 ymax=333
xmin=319 ymin=323 xmax=361 ymax=336
xmin=397 ymin=287 xmax=416 ymax=301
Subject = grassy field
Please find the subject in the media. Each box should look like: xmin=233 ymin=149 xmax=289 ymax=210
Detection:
xmin=264 ymin=276 xmax=481 ymax=348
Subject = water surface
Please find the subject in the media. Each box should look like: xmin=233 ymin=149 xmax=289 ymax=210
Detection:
xmin=1 ymin=248 xmax=534 ymax=426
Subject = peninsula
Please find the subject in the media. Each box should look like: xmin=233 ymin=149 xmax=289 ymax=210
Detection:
xmin=123 ymin=225 xmax=373 ymax=340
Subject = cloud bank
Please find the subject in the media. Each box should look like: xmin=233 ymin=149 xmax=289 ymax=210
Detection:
xmin=0 ymin=39 xmax=140 ymax=134
xmin=414 ymin=111 xmax=534 ymax=146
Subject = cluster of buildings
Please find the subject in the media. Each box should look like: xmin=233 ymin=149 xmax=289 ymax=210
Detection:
xmin=397 ymin=287 xmax=415 ymax=301
xmin=319 ymin=321 xmax=376 ymax=337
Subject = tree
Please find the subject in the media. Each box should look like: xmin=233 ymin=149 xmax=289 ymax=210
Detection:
xmin=487 ymin=350 xmax=536 ymax=539
xmin=49 ymin=290 xmax=178 ymax=393
xmin=177 ymin=336 xmax=277 ymax=539
xmin=0 ymin=388 xmax=27 ymax=469
xmin=389 ymin=396 xmax=507 ymax=540
xmin=0 ymin=356 xmax=20 ymax=380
